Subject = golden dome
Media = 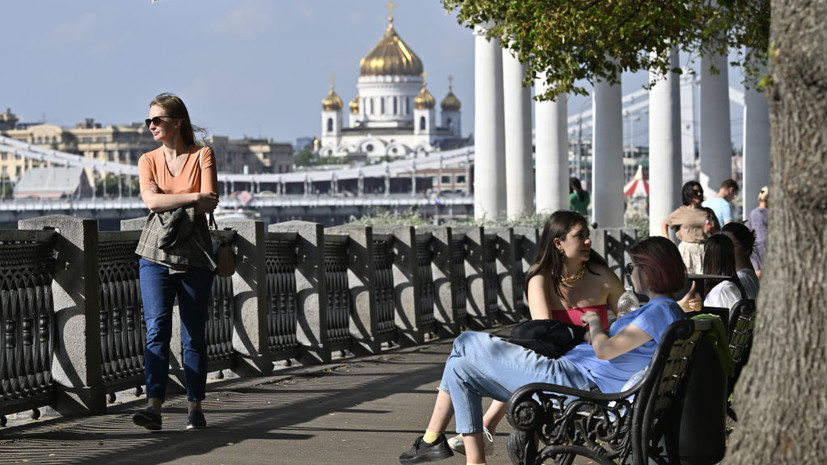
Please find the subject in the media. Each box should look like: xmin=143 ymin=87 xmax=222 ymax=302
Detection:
xmin=349 ymin=94 xmax=360 ymax=114
xmin=440 ymin=90 xmax=461 ymax=112
xmin=321 ymin=85 xmax=343 ymax=111
xmin=414 ymin=84 xmax=435 ymax=110
xmin=359 ymin=20 xmax=424 ymax=77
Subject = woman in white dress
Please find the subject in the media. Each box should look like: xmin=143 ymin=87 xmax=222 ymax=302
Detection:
xmin=701 ymin=234 xmax=747 ymax=310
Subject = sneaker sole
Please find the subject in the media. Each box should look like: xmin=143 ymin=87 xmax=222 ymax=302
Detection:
xmin=132 ymin=414 xmax=162 ymax=431
xmin=399 ymin=450 xmax=453 ymax=464
xmin=186 ymin=423 xmax=207 ymax=430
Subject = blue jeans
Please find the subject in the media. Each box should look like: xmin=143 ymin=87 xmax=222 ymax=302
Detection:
xmin=439 ymin=331 xmax=596 ymax=434
xmin=139 ymin=258 xmax=214 ymax=403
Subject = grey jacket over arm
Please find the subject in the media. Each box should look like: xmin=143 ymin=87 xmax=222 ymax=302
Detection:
xmin=135 ymin=205 xmax=217 ymax=272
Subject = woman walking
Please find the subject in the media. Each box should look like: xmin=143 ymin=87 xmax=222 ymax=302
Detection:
xmin=132 ymin=93 xmax=219 ymax=431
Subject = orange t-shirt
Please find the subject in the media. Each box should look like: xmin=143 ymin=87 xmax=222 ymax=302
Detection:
xmin=138 ymin=146 xmax=217 ymax=196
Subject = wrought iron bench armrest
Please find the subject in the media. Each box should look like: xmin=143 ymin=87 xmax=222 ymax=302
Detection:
xmin=504 ymin=319 xmax=711 ymax=465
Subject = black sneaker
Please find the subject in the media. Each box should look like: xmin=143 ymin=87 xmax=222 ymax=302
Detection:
xmin=186 ymin=410 xmax=207 ymax=430
xmin=399 ymin=434 xmax=454 ymax=464
xmin=132 ymin=407 xmax=162 ymax=431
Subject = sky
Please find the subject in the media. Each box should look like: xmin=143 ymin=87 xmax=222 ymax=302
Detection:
xmin=2 ymin=0 xmax=475 ymax=144
xmin=3 ymin=0 xmax=749 ymax=148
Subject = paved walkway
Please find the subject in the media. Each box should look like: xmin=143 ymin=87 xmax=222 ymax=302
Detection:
xmin=0 ymin=329 xmax=531 ymax=465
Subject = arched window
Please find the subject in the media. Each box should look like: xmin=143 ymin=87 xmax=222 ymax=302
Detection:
xmin=380 ymin=98 xmax=385 ymax=114
xmin=393 ymin=97 xmax=398 ymax=115
xmin=327 ymin=118 xmax=333 ymax=132
xmin=446 ymin=118 xmax=453 ymax=128
xmin=419 ymin=116 xmax=426 ymax=130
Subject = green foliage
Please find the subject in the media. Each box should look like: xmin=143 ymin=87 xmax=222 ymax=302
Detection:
xmin=436 ymin=211 xmax=548 ymax=228
xmin=625 ymin=216 xmax=650 ymax=240
xmin=442 ymin=0 xmax=770 ymax=99
xmin=294 ymin=148 xmax=354 ymax=167
xmin=293 ymin=148 xmax=316 ymax=167
xmin=348 ymin=208 xmax=432 ymax=227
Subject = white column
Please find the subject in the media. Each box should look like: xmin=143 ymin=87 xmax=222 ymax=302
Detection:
xmin=742 ymin=59 xmax=770 ymax=219
xmin=648 ymin=48 xmax=682 ymax=237
xmin=679 ymin=72 xmax=697 ymax=182
xmin=534 ymin=74 xmax=568 ymax=214
xmin=502 ymin=49 xmax=534 ymax=218
xmin=473 ymin=29 xmax=506 ymax=221
xmin=700 ymin=52 xmax=733 ymax=197
xmin=591 ymin=81 xmax=624 ymax=228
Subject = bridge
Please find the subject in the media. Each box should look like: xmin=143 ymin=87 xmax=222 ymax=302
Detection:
xmin=0 ymin=79 xmax=749 ymax=228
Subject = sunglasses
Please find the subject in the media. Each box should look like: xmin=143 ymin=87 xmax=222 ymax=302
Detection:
xmin=625 ymin=262 xmax=636 ymax=275
xmin=145 ymin=116 xmax=172 ymax=128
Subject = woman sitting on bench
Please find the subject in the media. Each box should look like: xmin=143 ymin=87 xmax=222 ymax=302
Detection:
xmin=398 ymin=236 xmax=688 ymax=465
xmin=446 ymin=210 xmax=624 ymax=456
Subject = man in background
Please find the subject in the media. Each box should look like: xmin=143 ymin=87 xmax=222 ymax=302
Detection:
xmin=704 ymin=179 xmax=740 ymax=226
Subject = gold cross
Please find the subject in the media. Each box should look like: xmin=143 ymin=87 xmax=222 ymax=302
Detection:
xmin=329 ymin=74 xmax=335 ymax=89
xmin=421 ymin=71 xmax=428 ymax=85
xmin=447 ymin=74 xmax=454 ymax=90
xmin=387 ymin=0 xmax=396 ymax=20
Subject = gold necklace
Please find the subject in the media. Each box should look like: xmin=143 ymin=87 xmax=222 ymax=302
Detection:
xmin=561 ymin=263 xmax=586 ymax=283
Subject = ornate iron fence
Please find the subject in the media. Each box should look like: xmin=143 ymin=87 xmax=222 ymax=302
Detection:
xmin=482 ymin=234 xmax=501 ymax=323
xmin=415 ymin=233 xmax=436 ymax=334
xmin=372 ymin=234 xmax=396 ymax=343
xmin=512 ymin=234 xmax=526 ymax=316
xmin=265 ymin=232 xmax=300 ymax=358
xmin=0 ymin=230 xmax=57 ymax=414
xmin=207 ymin=274 xmax=235 ymax=367
xmin=450 ymin=233 xmax=469 ymax=327
xmin=97 ymin=232 xmax=145 ymax=388
xmin=324 ymin=235 xmax=352 ymax=350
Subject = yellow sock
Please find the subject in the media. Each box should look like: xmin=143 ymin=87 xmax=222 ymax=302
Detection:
xmin=423 ymin=430 xmax=441 ymax=443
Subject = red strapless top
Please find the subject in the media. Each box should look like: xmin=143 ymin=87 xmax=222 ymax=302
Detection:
xmin=551 ymin=304 xmax=610 ymax=330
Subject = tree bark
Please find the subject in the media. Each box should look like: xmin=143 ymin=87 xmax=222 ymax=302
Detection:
xmin=725 ymin=0 xmax=827 ymax=463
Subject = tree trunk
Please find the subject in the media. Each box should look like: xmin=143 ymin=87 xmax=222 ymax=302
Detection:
xmin=725 ymin=0 xmax=827 ymax=463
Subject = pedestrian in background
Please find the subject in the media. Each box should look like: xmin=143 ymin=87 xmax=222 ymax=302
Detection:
xmin=704 ymin=178 xmax=740 ymax=226
xmin=132 ymin=93 xmax=219 ymax=431
xmin=569 ymin=177 xmax=590 ymax=217
xmin=662 ymin=181 xmax=716 ymax=273
xmin=748 ymin=186 xmax=768 ymax=278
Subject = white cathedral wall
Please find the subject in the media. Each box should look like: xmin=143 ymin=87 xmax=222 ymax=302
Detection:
xmin=357 ymin=75 xmax=422 ymax=127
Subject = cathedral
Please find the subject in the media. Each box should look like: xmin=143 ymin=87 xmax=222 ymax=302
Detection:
xmin=318 ymin=7 xmax=469 ymax=160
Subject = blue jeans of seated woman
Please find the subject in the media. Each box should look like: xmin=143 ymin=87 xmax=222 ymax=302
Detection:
xmin=439 ymin=331 xmax=596 ymax=434
xmin=139 ymin=258 xmax=214 ymax=403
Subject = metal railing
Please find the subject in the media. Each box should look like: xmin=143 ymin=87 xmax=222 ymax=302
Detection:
xmin=0 ymin=215 xmax=638 ymax=424
xmin=0 ymin=230 xmax=57 ymax=417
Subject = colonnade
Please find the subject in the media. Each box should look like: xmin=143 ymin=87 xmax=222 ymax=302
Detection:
xmin=472 ymin=33 xmax=771 ymax=233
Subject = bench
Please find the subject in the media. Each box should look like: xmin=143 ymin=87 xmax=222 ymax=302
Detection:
xmin=726 ymin=298 xmax=756 ymax=421
xmin=505 ymin=318 xmax=713 ymax=465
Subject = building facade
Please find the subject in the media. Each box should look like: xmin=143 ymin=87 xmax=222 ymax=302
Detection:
xmin=0 ymin=112 xmax=294 ymax=186
xmin=318 ymin=11 xmax=469 ymax=160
